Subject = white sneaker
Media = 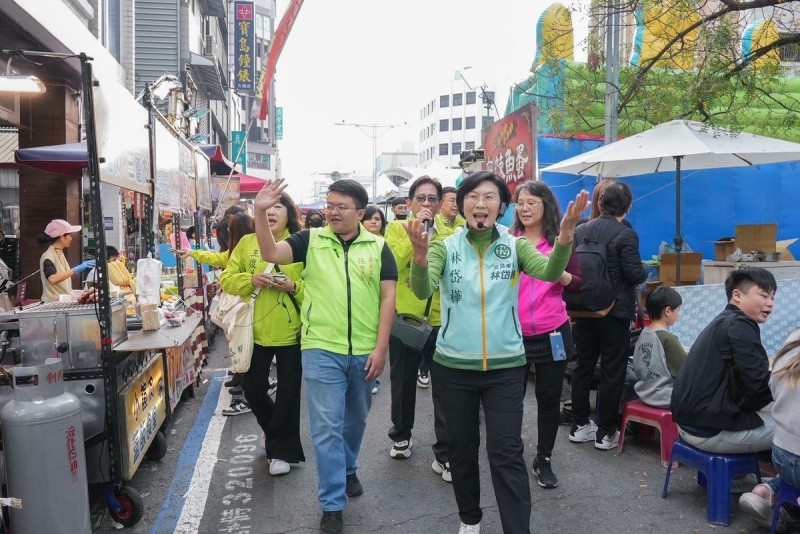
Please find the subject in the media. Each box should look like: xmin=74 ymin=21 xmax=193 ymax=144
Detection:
xmin=372 ymin=379 xmax=380 ymax=395
xmin=739 ymin=483 xmax=776 ymax=528
xmin=431 ymin=459 xmax=452 ymax=483
xmin=417 ymin=369 xmax=430 ymax=388
xmin=569 ymin=420 xmax=598 ymax=443
xmin=390 ymin=439 xmax=412 ymax=459
xmin=458 ymin=521 xmax=480 ymax=534
xmin=269 ymin=459 xmax=290 ymax=476
xmin=594 ymin=430 xmax=620 ymax=450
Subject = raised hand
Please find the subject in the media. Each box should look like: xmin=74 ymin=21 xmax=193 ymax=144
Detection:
xmin=254 ymin=179 xmax=288 ymax=213
xmin=403 ymin=218 xmax=430 ymax=265
xmin=175 ymin=249 xmax=191 ymax=259
xmin=558 ymin=190 xmax=590 ymax=244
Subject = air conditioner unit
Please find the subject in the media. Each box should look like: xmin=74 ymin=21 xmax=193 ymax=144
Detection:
xmin=203 ymin=36 xmax=215 ymax=56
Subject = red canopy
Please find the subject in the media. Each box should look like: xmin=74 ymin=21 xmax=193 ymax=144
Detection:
xmin=237 ymin=173 xmax=268 ymax=194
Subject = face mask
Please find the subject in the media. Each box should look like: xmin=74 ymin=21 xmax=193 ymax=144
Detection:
xmin=308 ymin=219 xmax=323 ymax=228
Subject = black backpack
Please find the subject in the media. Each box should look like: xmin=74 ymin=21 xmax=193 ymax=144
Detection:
xmin=564 ymin=219 xmax=626 ymax=317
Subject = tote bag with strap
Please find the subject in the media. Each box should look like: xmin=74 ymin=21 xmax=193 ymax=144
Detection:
xmin=213 ymin=263 xmax=273 ymax=373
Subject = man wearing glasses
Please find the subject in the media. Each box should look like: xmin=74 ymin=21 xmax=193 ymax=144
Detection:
xmin=435 ymin=186 xmax=466 ymax=230
xmin=390 ymin=197 xmax=409 ymax=221
xmin=383 ymin=176 xmax=453 ymax=483
xmin=254 ymin=179 xmax=397 ymax=534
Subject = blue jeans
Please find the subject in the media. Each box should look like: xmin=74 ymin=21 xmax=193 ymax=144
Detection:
xmin=766 ymin=444 xmax=800 ymax=493
xmin=303 ymin=349 xmax=375 ymax=512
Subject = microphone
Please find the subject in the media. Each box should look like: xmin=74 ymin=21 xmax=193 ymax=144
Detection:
xmin=477 ymin=222 xmax=486 ymax=229
xmin=423 ymin=221 xmax=429 ymax=233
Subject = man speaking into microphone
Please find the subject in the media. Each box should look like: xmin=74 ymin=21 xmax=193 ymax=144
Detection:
xmin=383 ymin=176 xmax=454 ymax=482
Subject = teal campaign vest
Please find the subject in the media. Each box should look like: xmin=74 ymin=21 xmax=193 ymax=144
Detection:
xmin=436 ymin=229 xmax=526 ymax=371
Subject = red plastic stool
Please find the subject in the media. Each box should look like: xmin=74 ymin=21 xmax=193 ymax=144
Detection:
xmin=618 ymin=399 xmax=679 ymax=467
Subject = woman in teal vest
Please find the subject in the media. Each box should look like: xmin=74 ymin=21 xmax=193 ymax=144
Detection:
xmin=407 ymin=171 xmax=588 ymax=534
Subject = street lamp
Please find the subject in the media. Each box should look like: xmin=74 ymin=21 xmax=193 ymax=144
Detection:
xmin=335 ymin=120 xmax=406 ymax=202
xmin=0 ymin=53 xmax=46 ymax=93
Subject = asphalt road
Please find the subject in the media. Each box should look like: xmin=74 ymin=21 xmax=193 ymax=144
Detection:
xmin=92 ymin=335 xmax=780 ymax=534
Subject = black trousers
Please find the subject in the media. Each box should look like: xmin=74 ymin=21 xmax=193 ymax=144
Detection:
xmin=571 ymin=316 xmax=632 ymax=436
xmin=523 ymin=321 xmax=573 ymax=458
xmin=388 ymin=328 xmax=449 ymax=463
xmin=243 ymin=344 xmax=305 ymax=463
xmin=433 ymin=361 xmax=530 ymax=534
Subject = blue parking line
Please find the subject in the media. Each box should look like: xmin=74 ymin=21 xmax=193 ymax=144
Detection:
xmin=150 ymin=370 xmax=225 ymax=534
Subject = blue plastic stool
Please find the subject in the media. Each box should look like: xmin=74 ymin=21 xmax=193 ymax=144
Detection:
xmin=661 ymin=439 xmax=762 ymax=525
xmin=770 ymin=481 xmax=800 ymax=534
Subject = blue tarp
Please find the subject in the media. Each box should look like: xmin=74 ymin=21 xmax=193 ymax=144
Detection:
xmin=538 ymin=136 xmax=800 ymax=260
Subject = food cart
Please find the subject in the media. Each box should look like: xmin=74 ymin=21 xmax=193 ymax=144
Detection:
xmin=0 ymin=54 xmax=213 ymax=527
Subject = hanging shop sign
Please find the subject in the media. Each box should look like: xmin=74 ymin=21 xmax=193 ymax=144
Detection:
xmin=94 ymin=79 xmax=152 ymax=195
xmin=211 ymin=175 xmax=240 ymax=216
xmin=195 ymin=151 xmax=212 ymax=211
xmin=275 ymin=107 xmax=284 ymax=140
xmin=481 ymin=103 xmax=537 ymax=195
xmin=231 ymin=130 xmax=248 ymax=173
xmin=154 ymin=121 xmax=181 ymax=213
xmin=234 ymin=1 xmax=256 ymax=92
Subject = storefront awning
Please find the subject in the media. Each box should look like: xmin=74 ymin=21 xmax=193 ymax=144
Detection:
xmin=237 ymin=173 xmax=268 ymax=194
xmin=189 ymin=52 xmax=227 ymax=101
xmin=14 ymin=142 xmax=87 ymax=177
xmin=198 ymin=144 xmax=240 ymax=176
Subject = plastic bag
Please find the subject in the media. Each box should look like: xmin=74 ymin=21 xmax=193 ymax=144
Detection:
xmin=136 ymin=255 xmax=162 ymax=303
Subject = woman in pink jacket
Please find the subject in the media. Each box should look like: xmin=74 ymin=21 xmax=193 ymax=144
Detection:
xmin=512 ymin=181 xmax=582 ymax=490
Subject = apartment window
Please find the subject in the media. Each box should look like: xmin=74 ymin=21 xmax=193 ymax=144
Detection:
xmin=440 ymin=119 xmax=449 ymax=132
xmin=482 ymin=91 xmax=495 ymax=105
xmin=420 ymin=131 xmax=423 ymax=142
xmin=452 ymin=118 xmax=462 ymax=131
xmin=453 ymin=93 xmax=463 ymax=106
xmin=452 ymin=142 xmax=462 ymax=155
xmin=440 ymin=95 xmax=449 ymax=108
xmin=482 ymin=116 xmax=494 ymax=129
xmin=466 ymin=116 xmax=476 ymax=129
xmin=430 ymin=147 xmax=434 ymax=159
xmin=439 ymin=143 xmax=449 ymax=156
xmin=466 ymin=91 xmax=476 ymax=105
xmin=465 ymin=141 xmax=475 ymax=151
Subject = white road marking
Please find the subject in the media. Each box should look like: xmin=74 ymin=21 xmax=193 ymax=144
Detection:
xmin=172 ymin=380 xmax=232 ymax=533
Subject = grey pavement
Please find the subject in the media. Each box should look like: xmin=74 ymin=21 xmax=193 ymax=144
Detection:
xmin=94 ymin=335 xmax=780 ymax=533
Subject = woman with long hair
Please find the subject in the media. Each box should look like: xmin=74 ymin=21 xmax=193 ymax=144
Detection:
xmin=738 ymin=330 xmax=800 ymax=529
xmin=511 ymin=181 xmax=582 ymax=490
xmin=219 ymin=193 xmax=306 ymax=476
xmin=177 ymin=212 xmax=253 ymax=267
xmin=406 ymin=171 xmax=588 ymax=533
xmin=361 ymin=205 xmax=387 ymax=236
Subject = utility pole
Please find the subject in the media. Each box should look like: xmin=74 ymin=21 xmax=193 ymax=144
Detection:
xmin=335 ymin=121 xmax=406 ymax=202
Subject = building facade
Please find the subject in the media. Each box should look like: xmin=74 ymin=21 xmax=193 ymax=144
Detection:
xmin=417 ymin=77 xmax=496 ymax=168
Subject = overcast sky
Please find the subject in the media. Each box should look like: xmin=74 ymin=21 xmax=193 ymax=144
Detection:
xmin=273 ymin=0 xmax=589 ymax=202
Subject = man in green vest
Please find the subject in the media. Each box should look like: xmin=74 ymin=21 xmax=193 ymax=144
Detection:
xmin=255 ymin=178 xmax=397 ymax=534
xmin=434 ymin=186 xmax=466 ymax=231
xmin=384 ymin=176 xmax=453 ymax=481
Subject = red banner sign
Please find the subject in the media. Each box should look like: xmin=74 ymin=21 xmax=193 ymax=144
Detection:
xmin=481 ymin=104 xmax=537 ymax=195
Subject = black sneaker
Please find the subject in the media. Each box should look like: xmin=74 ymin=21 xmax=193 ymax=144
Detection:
xmin=532 ymin=456 xmax=559 ymax=488
xmin=222 ymin=398 xmax=252 ymax=416
xmin=345 ymin=473 xmax=363 ymax=497
xmin=320 ymin=511 xmax=343 ymax=533
xmin=224 ymin=374 xmax=243 ymax=388
xmin=559 ymin=407 xmax=574 ymax=426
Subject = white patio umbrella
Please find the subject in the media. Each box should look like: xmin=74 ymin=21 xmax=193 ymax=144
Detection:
xmin=542 ymin=119 xmax=800 ymax=280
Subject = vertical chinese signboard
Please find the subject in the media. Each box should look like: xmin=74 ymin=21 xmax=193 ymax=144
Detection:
xmin=234 ymin=1 xmax=255 ymax=92
xmin=481 ymin=104 xmax=537 ymax=195
xmin=231 ymin=130 xmax=248 ymax=173
xmin=275 ymin=107 xmax=284 ymax=140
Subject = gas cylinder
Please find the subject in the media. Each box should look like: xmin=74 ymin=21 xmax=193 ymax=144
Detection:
xmin=1 ymin=358 xmax=90 ymax=534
